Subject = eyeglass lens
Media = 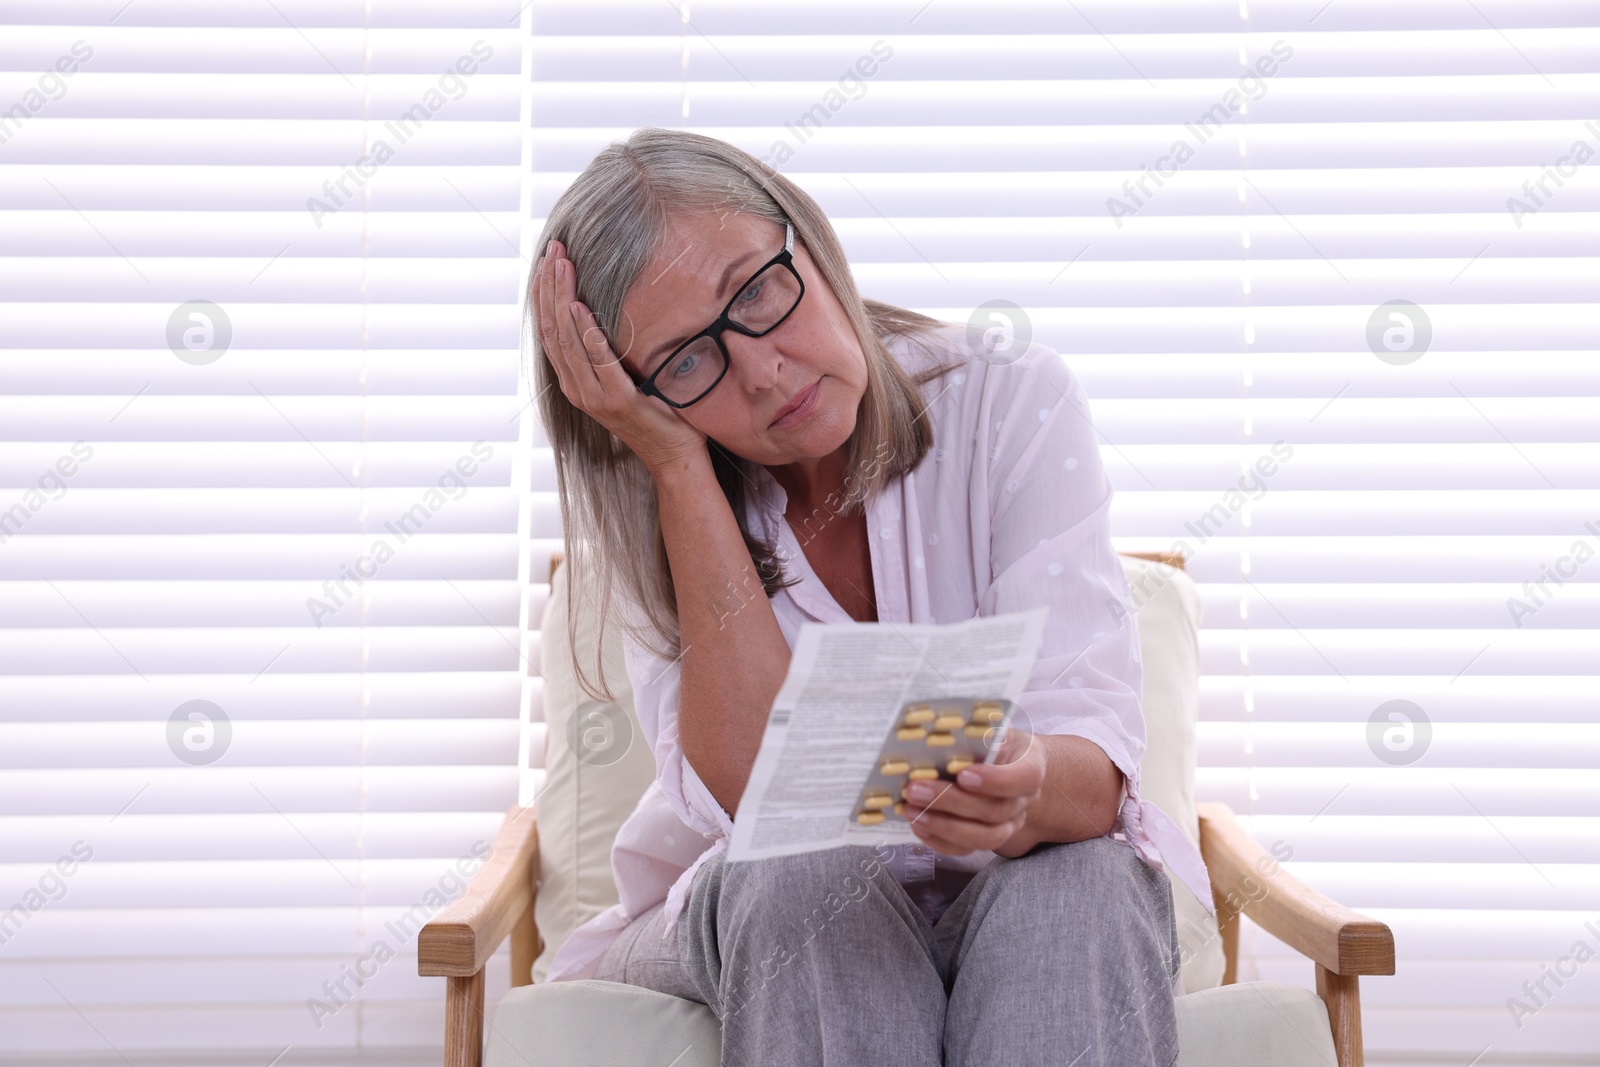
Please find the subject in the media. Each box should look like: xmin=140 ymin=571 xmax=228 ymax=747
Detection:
xmin=653 ymin=262 xmax=802 ymax=405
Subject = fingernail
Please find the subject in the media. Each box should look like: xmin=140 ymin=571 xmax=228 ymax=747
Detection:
xmin=958 ymin=769 xmax=981 ymax=788
xmin=908 ymin=783 xmax=933 ymax=801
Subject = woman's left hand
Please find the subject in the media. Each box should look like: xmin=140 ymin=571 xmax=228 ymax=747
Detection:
xmin=899 ymin=729 xmax=1046 ymax=858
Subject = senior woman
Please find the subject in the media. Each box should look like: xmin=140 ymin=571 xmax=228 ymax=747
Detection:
xmin=527 ymin=127 xmax=1211 ymax=1066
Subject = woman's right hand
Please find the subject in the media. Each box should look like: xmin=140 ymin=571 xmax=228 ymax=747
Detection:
xmin=534 ymin=239 xmax=709 ymax=478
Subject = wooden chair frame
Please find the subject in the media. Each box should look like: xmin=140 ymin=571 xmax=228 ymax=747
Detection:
xmin=420 ymin=551 xmax=1394 ymax=1067
xmin=418 ymin=801 xmax=1394 ymax=1067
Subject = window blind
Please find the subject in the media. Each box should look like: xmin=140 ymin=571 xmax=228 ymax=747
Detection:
xmin=518 ymin=2 xmax=1597 ymax=1065
xmin=5 ymin=0 xmax=1597 ymax=1063
xmin=0 ymin=1 xmax=541 ymax=1062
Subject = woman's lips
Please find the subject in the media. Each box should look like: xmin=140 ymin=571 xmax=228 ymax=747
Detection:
xmin=771 ymin=378 xmax=822 ymax=428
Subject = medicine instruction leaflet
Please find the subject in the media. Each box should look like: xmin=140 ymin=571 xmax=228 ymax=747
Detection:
xmin=726 ymin=606 xmax=1048 ymax=862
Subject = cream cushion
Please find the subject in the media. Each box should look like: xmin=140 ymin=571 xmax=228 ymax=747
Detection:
xmin=530 ymin=557 xmax=656 ymax=983
xmin=489 ymin=982 xmax=723 ymax=1067
xmin=1122 ymin=556 xmax=1226 ymax=992
xmin=486 ymin=981 xmax=1337 ymax=1067
xmin=531 ymin=553 xmax=1223 ymax=990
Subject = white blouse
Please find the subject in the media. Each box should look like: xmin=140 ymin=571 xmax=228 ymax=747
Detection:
xmin=547 ymin=321 xmax=1213 ymax=982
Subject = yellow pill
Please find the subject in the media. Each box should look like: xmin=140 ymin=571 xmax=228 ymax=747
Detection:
xmin=862 ymin=792 xmax=892 ymax=810
xmin=974 ymin=701 xmax=1004 ymax=722
xmin=903 ymin=704 xmax=935 ymax=725
xmin=880 ymin=758 xmax=910 ymax=776
xmin=857 ymin=810 xmax=885 ymax=825
xmin=926 ymin=731 xmax=955 ymax=747
xmin=932 ymin=714 xmax=965 ymax=732
xmin=946 ymin=757 xmax=973 ymax=774
xmin=965 ymin=723 xmax=995 ymax=739
xmin=908 ymin=766 xmax=939 ymax=780
xmin=893 ymin=802 xmax=907 ymax=816
xmin=897 ymin=726 xmax=927 ymax=741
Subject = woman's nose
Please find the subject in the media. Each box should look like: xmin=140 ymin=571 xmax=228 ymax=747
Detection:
xmin=725 ymin=332 xmax=782 ymax=392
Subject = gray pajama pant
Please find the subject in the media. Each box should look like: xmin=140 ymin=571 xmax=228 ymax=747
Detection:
xmin=592 ymin=835 xmax=1182 ymax=1066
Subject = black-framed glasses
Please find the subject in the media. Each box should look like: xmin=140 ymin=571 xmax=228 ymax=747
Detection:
xmin=633 ymin=220 xmax=805 ymax=408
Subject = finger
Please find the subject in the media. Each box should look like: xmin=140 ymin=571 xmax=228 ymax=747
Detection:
xmin=907 ymin=808 xmax=1020 ymax=856
xmin=539 ymin=250 xmax=597 ymax=393
xmin=569 ymin=300 xmax=627 ymax=376
xmin=902 ymin=799 xmax=1026 ymax=847
xmin=916 ymin=807 xmax=1022 ymax=853
xmin=911 ymin=829 xmax=974 ymax=857
xmin=903 ymin=779 xmax=1023 ymax=824
xmin=984 ymin=727 xmax=1037 ymax=768
xmin=904 ymin=811 xmax=974 ymax=856
xmin=534 ymin=250 xmax=568 ymax=377
xmin=951 ymin=755 xmax=1043 ymax=799
xmin=548 ymin=251 xmax=608 ymax=384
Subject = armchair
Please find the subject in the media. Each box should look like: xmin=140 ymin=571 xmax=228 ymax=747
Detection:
xmin=420 ymin=550 xmax=1394 ymax=1067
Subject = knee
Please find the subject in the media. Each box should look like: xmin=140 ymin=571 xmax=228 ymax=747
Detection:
xmin=977 ymin=837 xmax=1177 ymax=989
xmin=992 ymin=836 xmax=1169 ymax=924
xmin=701 ymin=847 xmax=887 ymax=998
xmin=1023 ymin=834 xmax=1145 ymax=883
xmin=731 ymin=845 xmax=887 ymax=923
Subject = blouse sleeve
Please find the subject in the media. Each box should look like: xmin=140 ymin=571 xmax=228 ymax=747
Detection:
xmin=619 ymin=620 xmax=735 ymax=845
xmin=975 ymin=344 xmax=1145 ymax=779
xmin=973 ymin=343 xmax=1216 ymax=915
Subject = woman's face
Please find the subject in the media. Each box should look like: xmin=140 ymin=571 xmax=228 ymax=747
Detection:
xmin=614 ymin=211 xmax=868 ymax=469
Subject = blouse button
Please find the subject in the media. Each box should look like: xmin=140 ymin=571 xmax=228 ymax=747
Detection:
xmin=880 ymin=527 xmax=891 ymax=538
xmin=1064 ymin=457 xmax=1079 ymax=470
xmin=1048 ymin=562 xmax=1063 ymax=576
xmin=927 ymin=532 xmax=939 ymax=545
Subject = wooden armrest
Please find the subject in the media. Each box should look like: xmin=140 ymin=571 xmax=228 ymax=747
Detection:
xmin=1198 ymin=801 xmax=1394 ymax=977
xmin=1117 ymin=549 xmax=1185 ymax=571
xmin=419 ymin=805 xmax=540 ymax=977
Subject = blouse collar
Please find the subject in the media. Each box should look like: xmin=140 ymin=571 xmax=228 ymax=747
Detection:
xmin=742 ymin=461 xmax=865 ymax=626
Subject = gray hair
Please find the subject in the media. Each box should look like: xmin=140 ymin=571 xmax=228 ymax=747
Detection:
xmin=523 ymin=127 xmax=963 ymax=703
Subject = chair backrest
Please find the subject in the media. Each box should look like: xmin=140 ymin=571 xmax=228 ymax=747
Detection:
xmin=1117 ymin=554 xmax=1223 ymax=992
xmin=531 ymin=551 xmax=1223 ymax=992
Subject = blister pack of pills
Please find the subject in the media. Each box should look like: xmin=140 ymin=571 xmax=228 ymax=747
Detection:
xmin=852 ymin=697 xmax=1016 ymax=825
